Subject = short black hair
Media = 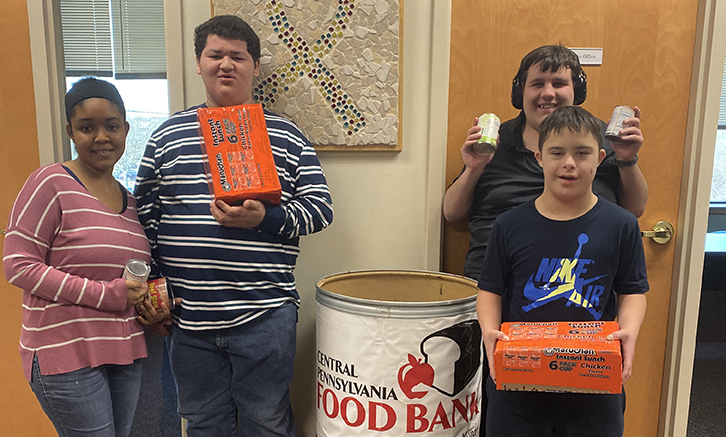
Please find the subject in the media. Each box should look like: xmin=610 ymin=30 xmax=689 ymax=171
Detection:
xmin=538 ymin=106 xmax=603 ymax=151
xmin=65 ymin=77 xmax=126 ymax=124
xmin=515 ymin=44 xmax=583 ymax=87
xmin=194 ymin=15 xmax=261 ymax=63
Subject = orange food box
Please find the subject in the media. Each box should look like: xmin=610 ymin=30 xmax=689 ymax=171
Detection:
xmin=494 ymin=321 xmax=622 ymax=394
xmin=197 ymin=104 xmax=281 ymax=206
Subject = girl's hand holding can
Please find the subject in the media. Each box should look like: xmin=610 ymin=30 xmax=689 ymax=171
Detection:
xmin=123 ymin=259 xmax=150 ymax=307
xmin=136 ymin=298 xmax=183 ymax=335
xmin=135 ymin=297 xmax=170 ymax=325
xmin=125 ymin=280 xmax=148 ymax=307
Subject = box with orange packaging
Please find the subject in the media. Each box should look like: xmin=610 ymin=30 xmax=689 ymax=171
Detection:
xmin=493 ymin=321 xmax=622 ymax=394
xmin=197 ymin=104 xmax=282 ymax=206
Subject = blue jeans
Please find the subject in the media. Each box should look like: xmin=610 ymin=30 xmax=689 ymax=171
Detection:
xmin=29 ymin=355 xmax=143 ymax=437
xmin=169 ymin=303 xmax=298 ymax=437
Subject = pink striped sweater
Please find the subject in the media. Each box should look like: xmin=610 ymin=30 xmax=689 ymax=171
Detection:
xmin=3 ymin=163 xmax=150 ymax=381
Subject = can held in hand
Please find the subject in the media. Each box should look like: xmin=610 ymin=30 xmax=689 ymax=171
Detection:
xmin=473 ymin=113 xmax=500 ymax=155
xmin=147 ymin=277 xmax=175 ymax=311
xmin=123 ymin=259 xmax=150 ymax=283
xmin=605 ymin=106 xmax=635 ymax=142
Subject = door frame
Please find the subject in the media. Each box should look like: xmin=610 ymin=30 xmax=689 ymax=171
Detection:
xmin=659 ymin=0 xmax=726 ymax=435
xmin=26 ymin=0 xmax=67 ymax=166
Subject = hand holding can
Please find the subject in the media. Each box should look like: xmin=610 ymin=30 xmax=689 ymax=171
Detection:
xmin=605 ymin=106 xmax=635 ymax=142
xmin=123 ymin=259 xmax=150 ymax=283
xmin=123 ymin=259 xmax=150 ymax=306
xmin=472 ymin=113 xmax=500 ymax=155
xmin=147 ymin=277 xmax=175 ymax=311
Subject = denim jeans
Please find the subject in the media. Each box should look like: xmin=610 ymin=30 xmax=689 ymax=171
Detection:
xmin=169 ymin=303 xmax=298 ymax=437
xmin=29 ymin=355 xmax=143 ymax=437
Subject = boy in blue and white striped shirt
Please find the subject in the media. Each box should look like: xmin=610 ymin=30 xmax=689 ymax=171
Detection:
xmin=134 ymin=14 xmax=333 ymax=436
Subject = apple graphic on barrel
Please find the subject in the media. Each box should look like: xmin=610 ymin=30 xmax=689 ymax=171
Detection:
xmin=398 ymin=353 xmax=435 ymax=399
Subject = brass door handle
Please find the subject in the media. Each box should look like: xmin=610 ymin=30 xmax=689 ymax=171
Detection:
xmin=641 ymin=220 xmax=674 ymax=244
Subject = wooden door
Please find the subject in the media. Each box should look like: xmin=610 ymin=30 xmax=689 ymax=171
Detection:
xmin=442 ymin=0 xmax=698 ymax=435
xmin=0 ymin=0 xmax=56 ymax=434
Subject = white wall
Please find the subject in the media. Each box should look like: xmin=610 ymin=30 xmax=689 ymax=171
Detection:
xmin=170 ymin=1 xmax=452 ymax=435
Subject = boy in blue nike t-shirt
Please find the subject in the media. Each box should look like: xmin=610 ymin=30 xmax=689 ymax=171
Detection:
xmin=476 ymin=106 xmax=648 ymax=437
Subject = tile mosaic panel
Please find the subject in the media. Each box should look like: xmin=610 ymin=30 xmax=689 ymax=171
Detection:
xmin=213 ymin=0 xmax=400 ymax=149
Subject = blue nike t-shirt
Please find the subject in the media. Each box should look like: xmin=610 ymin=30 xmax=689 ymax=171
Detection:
xmin=477 ymin=197 xmax=649 ymax=323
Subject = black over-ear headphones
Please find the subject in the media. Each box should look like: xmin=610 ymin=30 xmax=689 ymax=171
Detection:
xmin=510 ymin=68 xmax=587 ymax=110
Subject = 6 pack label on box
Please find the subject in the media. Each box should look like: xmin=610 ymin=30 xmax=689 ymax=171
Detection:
xmin=494 ymin=321 xmax=622 ymax=394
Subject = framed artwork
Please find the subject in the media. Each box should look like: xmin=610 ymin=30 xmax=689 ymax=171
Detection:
xmin=212 ymin=0 xmax=402 ymax=151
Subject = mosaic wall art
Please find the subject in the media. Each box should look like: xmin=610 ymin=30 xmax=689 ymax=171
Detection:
xmin=212 ymin=0 xmax=401 ymax=150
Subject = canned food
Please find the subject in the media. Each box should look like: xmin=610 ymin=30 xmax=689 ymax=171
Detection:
xmin=473 ymin=113 xmax=500 ymax=155
xmin=147 ymin=277 xmax=175 ymax=311
xmin=605 ymin=106 xmax=635 ymax=142
xmin=123 ymin=259 xmax=150 ymax=283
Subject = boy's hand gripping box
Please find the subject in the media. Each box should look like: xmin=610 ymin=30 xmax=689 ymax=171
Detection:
xmin=197 ymin=104 xmax=282 ymax=206
xmin=494 ymin=321 xmax=622 ymax=394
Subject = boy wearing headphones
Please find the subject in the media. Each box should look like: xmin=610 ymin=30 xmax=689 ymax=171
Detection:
xmin=443 ymin=44 xmax=647 ymax=282
xmin=443 ymin=45 xmax=647 ymax=436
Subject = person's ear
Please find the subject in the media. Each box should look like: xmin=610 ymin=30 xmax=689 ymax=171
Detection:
xmin=196 ymin=56 xmax=202 ymax=75
xmin=65 ymin=123 xmax=73 ymax=140
xmin=125 ymin=121 xmax=130 ymax=135
xmin=254 ymin=59 xmax=260 ymax=78
xmin=598 ymin=148 xmax=606 ymax=164
xmin=535 ymin=150 xmax=543 ymax=167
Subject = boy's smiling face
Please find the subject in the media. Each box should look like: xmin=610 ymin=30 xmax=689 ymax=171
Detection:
xmin=536 ymin=129 xmax=606 ymax=202
xmin=522 ymin=64 xmax=575 ymax=132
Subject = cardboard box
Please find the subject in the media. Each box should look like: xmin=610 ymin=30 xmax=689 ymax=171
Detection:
xmin=494 ymin=321 xmax=622 ymax=394
xmin=197 ymin=104 xmax=282 ymax=206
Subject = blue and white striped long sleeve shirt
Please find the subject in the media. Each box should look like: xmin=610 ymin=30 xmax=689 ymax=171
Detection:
xmin=134 ymin=105 xmax=333 ymax=330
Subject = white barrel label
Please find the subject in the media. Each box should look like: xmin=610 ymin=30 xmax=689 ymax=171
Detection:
xmin=316 ymin=305 xmax=482 ymax=435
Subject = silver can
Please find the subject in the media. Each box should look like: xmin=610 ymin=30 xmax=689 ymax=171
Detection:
xmin=123 ymin=259 xmax=150 ymax=283
xmin=473 ymin=113 xmax=500 ymax=155
xmin=605 ymin=106 xmax=635 ymax=142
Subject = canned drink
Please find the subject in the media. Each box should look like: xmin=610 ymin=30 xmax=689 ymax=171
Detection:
xmin=123 ymin=259 xmax=150 ymax=283
xmin=473 ymin=113 xmax=500 ymax=155
xmin=147 ymin=277 xmax=175 ymax=311
xmin=605 ymin=105 xmax=635 ymax=142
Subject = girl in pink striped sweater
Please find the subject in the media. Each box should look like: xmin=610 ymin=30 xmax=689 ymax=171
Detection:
xmin=3 ymin=77 xmax=166 ymax=437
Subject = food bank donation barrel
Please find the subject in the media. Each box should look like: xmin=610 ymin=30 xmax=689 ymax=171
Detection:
xmin=315 ymin=270 xmax=482 ymax=436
